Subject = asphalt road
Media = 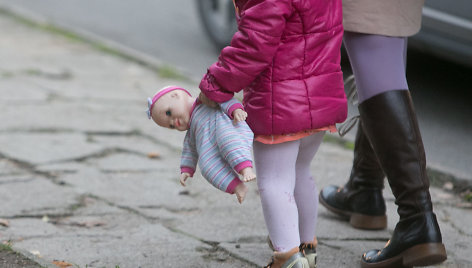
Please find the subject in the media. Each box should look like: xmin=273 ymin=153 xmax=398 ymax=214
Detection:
xmin=1 ymin=0 xmax=471 ymax=181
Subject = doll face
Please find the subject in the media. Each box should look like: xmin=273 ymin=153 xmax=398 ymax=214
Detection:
xmin=151 ymin=90 xmax=191 ymax=131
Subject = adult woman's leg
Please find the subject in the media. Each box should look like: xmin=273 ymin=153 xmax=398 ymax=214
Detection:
xmin=359 ymin=89 xmax=446 ymax=267
xmin=319 ymin=32 xmax=409 ymax=230
xmin=325 ymin=31 xmax=446 ymax=267
xmin=343 ymin=32 xmax=409 ymax=103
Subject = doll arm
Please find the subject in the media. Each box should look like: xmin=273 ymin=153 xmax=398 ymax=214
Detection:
xmin=219 ymin=98 xmax=245 ymax=121
xmin=180 ymin=132 xmax=198 ymax=179
xmin=232 ymin=109 xmax=247 ymax=123
xmin=199 ymin=0 xmax=292 ymax=102
xmin=180 ymin=172 xmax=191 ymax=186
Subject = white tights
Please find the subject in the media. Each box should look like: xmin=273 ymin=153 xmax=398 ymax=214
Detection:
xmin=253 ymin=132 xmax=324 ymax=252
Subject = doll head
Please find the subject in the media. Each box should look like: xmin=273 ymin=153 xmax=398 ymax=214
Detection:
xmin=147 ymin=86 xmax=194 ymax=131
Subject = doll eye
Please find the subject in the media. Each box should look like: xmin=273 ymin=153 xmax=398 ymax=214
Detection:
xmin=166 ymin=110 xmax=171 ymax=116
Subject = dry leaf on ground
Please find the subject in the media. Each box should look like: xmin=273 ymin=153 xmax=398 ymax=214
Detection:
xmin=147 ymin=152 xmax=160 ymax=159
xmin=0 ymin=219 xmax=9 ymax=227
xmin=53 ymin=260 xmax=73 ymax=268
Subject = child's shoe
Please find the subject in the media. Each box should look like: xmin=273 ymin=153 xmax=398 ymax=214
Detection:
xmin=264 ymin=247 xmax=309 ymax=268
xmin=299 ymin=242 xmax=317 ymax=268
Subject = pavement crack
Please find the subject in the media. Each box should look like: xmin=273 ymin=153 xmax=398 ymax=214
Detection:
xmin=212 ymin=243 xmax=259 ymax=267
xmin=0 ymin=152 xmax=63 ymax=185
xmin=440 ymin=209 xmax=472 ymax=237
xmin=138 ymin=205 xmax=200 ymax=214
xmin=0 ymin=128 xmax=76 ymax=134
xmin=318 ymin=237 xmax=390 ymax=244
xmin=50 ymin=147 xmax=144 ymax=164
xmin=0 ymin=177 xmax=34 ymax=185
xmin=230 ymin=236 xmax=267 ymax=244
xmin=132 ymin=131 xmax=182 ymax=153
xmin=1 ymin=213 xmax=73 ymax=220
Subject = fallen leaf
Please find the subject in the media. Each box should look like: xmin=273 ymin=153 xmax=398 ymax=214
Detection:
xmin=74 ymin=221 xmax=106 ymax=228
xmin=0 ymin=219 xmax=9 ymax=227
xmin=442 ymin=182 xmax=454 ymax=190
xmin=52 ymin=260 xmax=73 ymax=268
xmin=456 ymin=202 xmax=472 ymax=209
xmin=147 ymin=152 xmax=160 ymax=159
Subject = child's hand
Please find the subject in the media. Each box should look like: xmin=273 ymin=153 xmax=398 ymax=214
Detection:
xmin=180 ymin=172 xmax=191 ymax=186
xmin=232 ymin=109 xmax=247 ymax=123
xmin=198 ymin=92 xmax=218 ymax=108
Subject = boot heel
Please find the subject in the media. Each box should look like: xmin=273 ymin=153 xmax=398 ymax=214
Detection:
xmin=402 ymin=243 xmax=447 ymax=267
xmin=350 ymin=213 xmax=387 ymax=230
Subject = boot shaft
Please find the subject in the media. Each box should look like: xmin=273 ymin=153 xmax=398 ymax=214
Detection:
xmin=358 ymin=90 xmax=433 ymax=218
xmin=347 ymin=121 xmax=385 ymax=190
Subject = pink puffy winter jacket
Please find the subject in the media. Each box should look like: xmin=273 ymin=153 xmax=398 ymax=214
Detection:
xmin=199 ymin=0 xmax=347 ymax=135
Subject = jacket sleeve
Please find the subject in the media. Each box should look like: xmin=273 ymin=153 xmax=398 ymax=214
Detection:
xmin=180 ymin=132 xmax=198 ymax=176
xmin=199 ymin=0 xmax=292 ymax=102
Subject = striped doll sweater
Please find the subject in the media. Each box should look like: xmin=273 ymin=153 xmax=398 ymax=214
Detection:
xmin=180 ymin=98 xmax=254 ymax=194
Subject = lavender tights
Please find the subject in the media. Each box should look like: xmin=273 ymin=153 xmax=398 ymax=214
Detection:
xmin=343 ymin=31 xmax=409 ymax=103
xmin=253 ymin=132 xmax=324 ymax=252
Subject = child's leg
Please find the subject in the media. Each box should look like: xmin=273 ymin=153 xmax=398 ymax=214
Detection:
xmin=254 ymin=140 xmax=300 ymax=252
xmin=343 ymin=32 xmax=409 ymax=103
xmin=294 ymin=132 xmax=324 ymax=243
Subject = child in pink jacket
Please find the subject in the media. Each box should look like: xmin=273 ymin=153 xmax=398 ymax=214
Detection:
xmin=199 ymin=0 xmax=347 ymax=267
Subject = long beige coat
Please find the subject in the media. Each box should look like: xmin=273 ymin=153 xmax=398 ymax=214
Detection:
xmin=343 ymin=0 xmax=425 ymax=37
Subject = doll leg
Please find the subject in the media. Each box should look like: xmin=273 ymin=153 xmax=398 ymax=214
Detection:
xmin=214 ymin=118 xmax=254 ymax=176
xmin=253 ymin=140 xmax=300 ymax=252
xmin=294 ymin=132 xmax=324 ymax=244
xmin=198 ymin=153 xmax=246 ymax=202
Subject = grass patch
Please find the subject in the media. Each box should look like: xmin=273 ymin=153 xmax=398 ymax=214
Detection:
xmin=0 ymin=71 xmax=14 ymax=78
xmin=0 ymin=241 xmax=13 ymax=251
xmin=158 ymin=64 xmax=188 ymax=81
xmin=463 ymin=190 xmax=472 ymax=202
xmin=0 ymin=7 xmax=190 ymax=83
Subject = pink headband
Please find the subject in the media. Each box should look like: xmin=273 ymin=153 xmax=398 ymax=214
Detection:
xmin=146 ymin=86 xmax=192 ymax=119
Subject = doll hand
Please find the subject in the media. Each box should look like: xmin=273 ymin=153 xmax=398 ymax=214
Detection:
xmin=198 ymin=92 xmax=218 ymax=108
xmin=180 ymin=173 xmax=192 ymax=186
xmin=232 ymin=109 xmax=247 ymax=123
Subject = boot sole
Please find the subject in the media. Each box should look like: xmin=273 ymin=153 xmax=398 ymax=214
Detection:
xmin=360 ymin=243 xmax=447 ymax=268
xmin=319 ymin=195 xmax=387 ymax=230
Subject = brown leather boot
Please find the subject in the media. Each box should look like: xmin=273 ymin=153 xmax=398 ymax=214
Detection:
xmin=265 ymin=247 xmax=309 ymax=268
xmin=358 ymin=90 xmax=447 ymax=268
xmin=320 ymin=121 xmax=387 ymax=230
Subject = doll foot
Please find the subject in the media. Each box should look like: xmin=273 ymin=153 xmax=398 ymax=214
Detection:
xmin=241 ymin=167 xmax=256 ymax=182
xmin=234 ymin=183 xmax=248 ymax=204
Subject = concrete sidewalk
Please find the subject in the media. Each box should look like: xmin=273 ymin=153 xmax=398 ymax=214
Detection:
xmin=0 ymin=10 xmax=470 ymax=268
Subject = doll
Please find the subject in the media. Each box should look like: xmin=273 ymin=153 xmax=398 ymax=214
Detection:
xmin=146 ymin=86 xmax=255 ymax=203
